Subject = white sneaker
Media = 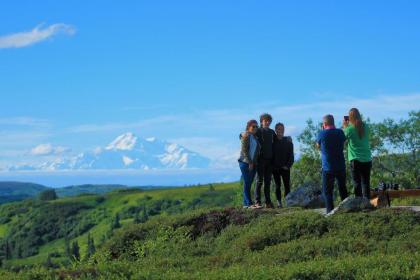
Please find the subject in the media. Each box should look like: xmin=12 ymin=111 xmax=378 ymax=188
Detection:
xmin=252 ymin=203 xmax=263 ymax=209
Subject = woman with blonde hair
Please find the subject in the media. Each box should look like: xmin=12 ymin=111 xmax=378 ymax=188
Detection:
xmin=343 ymin=108 xmax=372 ymax=199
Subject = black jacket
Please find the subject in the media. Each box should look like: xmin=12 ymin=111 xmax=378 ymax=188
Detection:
xmin=256 ymin=127 xmax=276 ymax=160
xmin=272 ymin=136 xmax=294 ymax=169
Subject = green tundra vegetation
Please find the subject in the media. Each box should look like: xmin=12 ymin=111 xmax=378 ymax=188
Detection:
xmin=0 ymin=111 xmax=417 ymax=279
xmin=0 ymin=199 xmax=418 ymax=279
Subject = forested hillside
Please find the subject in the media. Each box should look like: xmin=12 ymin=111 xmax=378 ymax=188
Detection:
xmin=0 ymin=182 xmax=49 ymax=204
xmin=0 ymin=183 xmax=236 ymax=268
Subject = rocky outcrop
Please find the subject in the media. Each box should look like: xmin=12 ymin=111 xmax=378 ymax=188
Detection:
xmin=285 ymin=183 xmax=325 ymax=208
xmin=327 ymin=197 xmax=375 ymax=216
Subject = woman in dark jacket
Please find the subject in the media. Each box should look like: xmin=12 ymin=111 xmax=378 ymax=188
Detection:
xmin=238 ymin=120 xmax=260 ymax=208
xmin=272 ymin=122 xmax=294 ymax=208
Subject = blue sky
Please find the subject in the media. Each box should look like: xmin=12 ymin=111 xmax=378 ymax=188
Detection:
xmin=0 ymin=1 xmax=420 ymax=176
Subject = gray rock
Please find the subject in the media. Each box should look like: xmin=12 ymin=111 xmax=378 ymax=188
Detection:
xmin=326 ymin=197 xmax=375 ymax=216
xmin=285 ymin=183 xmax=325 ymax=208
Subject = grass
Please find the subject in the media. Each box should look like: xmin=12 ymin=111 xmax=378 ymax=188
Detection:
xmin=1 ymin=207 xmax=418 ymax=279
xmin=0 ymin=182 xmax=419 ymax=279
xmin=0 ymin=182 xmax=239 ymax=268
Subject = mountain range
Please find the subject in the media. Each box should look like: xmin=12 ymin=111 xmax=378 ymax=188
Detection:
xmin=9 ymin=132 xmax=211 ymax=171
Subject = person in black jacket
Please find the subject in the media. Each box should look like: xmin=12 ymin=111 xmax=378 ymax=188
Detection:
xmin=272 ymin=122 xmax=294 ymax=208
xmin=254 ymin=113 xmax=276 ymax=208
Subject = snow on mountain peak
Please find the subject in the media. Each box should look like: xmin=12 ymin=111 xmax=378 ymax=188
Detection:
xmin=8 ymin=132 xmax=211 ymax=171
xmin=122 ymin=156 xmax=135 ymax=166
xmin=106 ymin=132 xmax=138 ymax=151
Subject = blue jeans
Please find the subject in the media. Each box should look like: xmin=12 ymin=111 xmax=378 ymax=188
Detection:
xmin=322 ymin=170 xmax=348 ymax=213
xmin=239 ymin=161 xmax=257 ymax=206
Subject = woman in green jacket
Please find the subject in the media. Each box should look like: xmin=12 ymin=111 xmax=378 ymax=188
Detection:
xmin=343 ymin=108 xmax=372 ymax=199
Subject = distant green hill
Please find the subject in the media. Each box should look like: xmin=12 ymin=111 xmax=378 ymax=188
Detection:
xmin=0 ymin=182 xmax=236 ymax=268
xmin=55 ymin=184 xmax=142 ymax=197
xmin=0 ymin=182 xmax=50 ymax=204
xmin=0 ymin=182 xmax=147 ymax=203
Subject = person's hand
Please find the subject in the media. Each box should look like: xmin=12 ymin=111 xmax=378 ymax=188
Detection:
xmin=343 ymin=118 xmax=349 ymax=128
xmin=282 ymin=166 xmax=289 ymax=170
xmin=249 ymin=163 xmax=254 ymax=171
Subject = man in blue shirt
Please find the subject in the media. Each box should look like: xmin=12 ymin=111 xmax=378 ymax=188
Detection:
xmin=316 ymin=114 xmax=348 ymax=213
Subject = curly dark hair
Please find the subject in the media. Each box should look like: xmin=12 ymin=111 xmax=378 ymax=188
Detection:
xmin=260 ymin=113 xmax=273 ymax=124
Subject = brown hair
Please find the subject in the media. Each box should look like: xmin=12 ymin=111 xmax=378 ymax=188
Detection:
xmin=260 ymin=113 xmax=273 ymax=125
xmin=349 ymin=108 xmax=364 ymax=138
xmin=246 ymin=119 xmax=258 ymax=131
xmin=275 ymin=122 xmax=284 ymax=130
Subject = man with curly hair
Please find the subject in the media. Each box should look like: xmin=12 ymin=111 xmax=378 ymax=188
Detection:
xmin=254 ymin=113 xmax=276 ymax=208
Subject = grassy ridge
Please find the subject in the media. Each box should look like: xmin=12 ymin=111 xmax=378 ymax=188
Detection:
xmin=0 ymin=183 xmax=238 ymax=267
xmin=1 ymin=207 xmax=419 ymax=279
xmin=0 ymin=182 xmax=419 ymax=279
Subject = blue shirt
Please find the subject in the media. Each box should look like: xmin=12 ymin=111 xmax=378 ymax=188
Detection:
xmin=317 ymin=128 xmax=346 ymax=172
xmin=249 ymin=134 xmax=258 ymax=162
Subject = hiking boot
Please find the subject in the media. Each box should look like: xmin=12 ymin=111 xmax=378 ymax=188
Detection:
xmin=265 ymin=202 xmax=274 ymax=209
xmin=277 ymin=201 xmax=283 ymax=208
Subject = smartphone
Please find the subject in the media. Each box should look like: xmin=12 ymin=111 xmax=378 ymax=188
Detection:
xmin=344 ymin=116 xmax=349 ymax=122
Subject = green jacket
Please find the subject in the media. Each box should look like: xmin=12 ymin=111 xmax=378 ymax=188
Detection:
xmin=344 ymin=123 xmax=372 ymax=162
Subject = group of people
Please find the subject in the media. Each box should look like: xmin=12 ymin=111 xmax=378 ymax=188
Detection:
xmin=238 ymin=108 xmax=372 ymax=214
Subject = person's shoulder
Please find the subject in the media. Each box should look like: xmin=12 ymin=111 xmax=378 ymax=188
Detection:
xmin=318 ymin=130 xmax=326 ymax=136
xmin=283 ymin=136 xmax=293 ymax=143
xmin=240 ymin=132 xmax=249 ymax=140
xmin=317 ymin=130 xmax=325 ymax=141
xmin=343 ymin=125 xmax=351 ymax=133
xmin=345 ymin=125 xmax=355 ymax=136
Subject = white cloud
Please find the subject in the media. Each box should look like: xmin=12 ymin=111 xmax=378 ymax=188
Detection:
xmin=1 ymin=93 xmax=418 ymax=170
xmin=0 ymin=117 xmax=51 ymax=127
xmin=64 ymin=115 xmax=179 ymax=134
xmin=58 ymin=92 xmax=420 ymax=167
xmin=64 ymin=93 xmax=420 ymax=135
xmin=30 ymin=143 xmax=70 ymax=156
xmin=0 ymin=23 xmax=76 ymax=49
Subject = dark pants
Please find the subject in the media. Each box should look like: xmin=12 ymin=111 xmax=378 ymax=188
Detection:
xmin=351 ymin=160 xmax=372 ymax=199
xmin=322 ymin=170 xmax=348 ymax=213
xmin=239 ymin=161 xmax=257 ymax=206
xmin=255 ymin=159 xmax=272 ymax=204
xmin=272 ymin=168 xmax=290 ymax=202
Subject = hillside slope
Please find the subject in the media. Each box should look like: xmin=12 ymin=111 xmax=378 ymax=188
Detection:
xmin=54 ymin=184 xmax=140 ymax=197
xmin=1 ymin=207 xmax=419 ymax=279
xmin=0 ymin=182 xmax=237 ymax=266
xmin=0 ymin=182 xmax=419 ymax=279
xmin=0 ymin=182 xmax=49 ymax=204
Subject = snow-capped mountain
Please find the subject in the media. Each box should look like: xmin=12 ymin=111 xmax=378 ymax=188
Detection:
xmin=10 ymin=133 xmax=211 ymax=171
